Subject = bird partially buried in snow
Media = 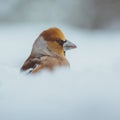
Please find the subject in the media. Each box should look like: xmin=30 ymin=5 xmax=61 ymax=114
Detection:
xmin=21 ymin=27 xmax=77 ymax=73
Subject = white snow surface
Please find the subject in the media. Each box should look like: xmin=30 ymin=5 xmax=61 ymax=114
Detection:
xmin=0 ymin=23 xmax=120 ymax=120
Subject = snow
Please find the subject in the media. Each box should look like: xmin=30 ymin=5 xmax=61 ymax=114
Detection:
xmin=0 ymin=23 xmax=120 ymax=120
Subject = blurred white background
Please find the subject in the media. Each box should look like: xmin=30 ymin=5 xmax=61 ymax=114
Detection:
xmin=1 ymin=0 xmax=120 ymax=29
xmin=0 ymin=1 xmax=120 ymax=120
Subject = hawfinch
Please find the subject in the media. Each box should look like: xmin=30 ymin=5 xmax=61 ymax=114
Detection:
xmin=21 ymin=27 xmax=77 ymax=73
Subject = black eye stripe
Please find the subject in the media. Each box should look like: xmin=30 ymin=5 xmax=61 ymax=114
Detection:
xmin=56 ymin=39 xmax=66 ymax=46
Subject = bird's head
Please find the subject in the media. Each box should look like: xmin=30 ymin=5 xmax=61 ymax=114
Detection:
xmin=41 ymin=27 xmax=77 ymax=56
xmin=32 ymin=27 xmax=77 ymax=57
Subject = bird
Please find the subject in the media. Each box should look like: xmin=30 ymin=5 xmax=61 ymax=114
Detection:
xmin=21 ymin=27 xmax=77 ymax=73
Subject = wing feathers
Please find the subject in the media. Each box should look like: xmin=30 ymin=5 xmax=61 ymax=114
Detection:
xmin=21 ymin=55 xmax=69 ymax=73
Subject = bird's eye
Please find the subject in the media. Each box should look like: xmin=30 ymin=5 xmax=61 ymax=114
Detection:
xmin=56 ymin=39 xmax=66 ymax=46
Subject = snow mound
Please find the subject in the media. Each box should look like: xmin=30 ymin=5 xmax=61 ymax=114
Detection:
xmin=0 ymin=24 xmax=120 ymax=120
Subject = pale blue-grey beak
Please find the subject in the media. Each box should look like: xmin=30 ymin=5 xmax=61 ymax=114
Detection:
xmin=63 ymin=40 xmax=77 ymax=51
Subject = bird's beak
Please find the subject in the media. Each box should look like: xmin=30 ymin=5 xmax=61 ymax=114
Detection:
xmin=63 ymin=40 xmax=77 ymax=51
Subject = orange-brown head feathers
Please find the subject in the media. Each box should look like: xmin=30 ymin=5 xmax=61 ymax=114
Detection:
xmin=41 ymin=27 xmax=66 ymax=42
xmin=40 ymin=27 xmax=76 ymax=56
